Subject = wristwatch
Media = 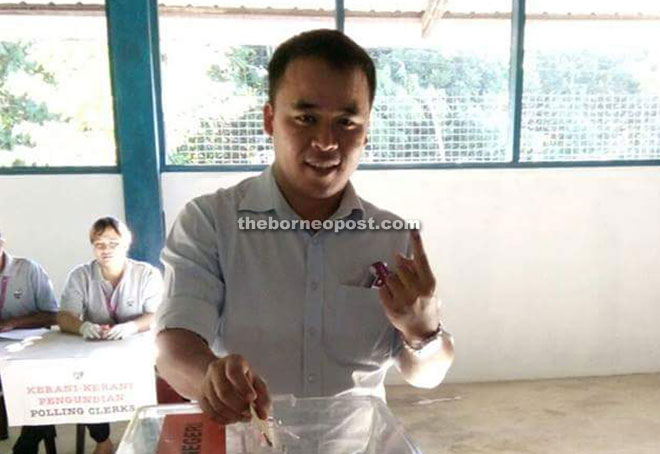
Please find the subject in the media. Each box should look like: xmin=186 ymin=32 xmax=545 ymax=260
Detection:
xmin=401 ymin=323 xmax=449 ymax=359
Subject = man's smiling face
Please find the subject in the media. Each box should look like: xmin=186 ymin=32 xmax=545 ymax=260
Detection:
xmin=264 ymin=57 xmax=371 ymax=203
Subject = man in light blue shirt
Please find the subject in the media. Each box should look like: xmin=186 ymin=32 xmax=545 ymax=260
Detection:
xmin=0 ymin=234 xmax=57 ymax=331
xmin=155 ymin=29 xmax=454 ymax=426
xmin=0 ymin=231 xmax=58 ymax=454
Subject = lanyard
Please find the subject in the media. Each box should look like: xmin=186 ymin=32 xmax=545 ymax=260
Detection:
xmin=0 ymin=276 xmax=8 ymax=315
xmin=103 ymin=286 xmax=119 ymax=323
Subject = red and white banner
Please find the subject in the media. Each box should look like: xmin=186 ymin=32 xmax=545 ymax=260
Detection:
xmin=0 ymin=331 xmax=157 ymax=426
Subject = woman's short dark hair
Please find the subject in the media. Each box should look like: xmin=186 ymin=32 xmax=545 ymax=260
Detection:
xmin=267 ymin=29 xmax=376 ymax=106
xmin=89 ymin=216 xmax=132 ymax=244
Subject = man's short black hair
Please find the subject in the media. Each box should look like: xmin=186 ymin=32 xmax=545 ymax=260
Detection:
xmin=267 ymin=29 xmax=376 ymax=106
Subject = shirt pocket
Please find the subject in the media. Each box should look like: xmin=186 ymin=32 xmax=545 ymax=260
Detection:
xmin=323 ymin=284 xmax=394 ymax=367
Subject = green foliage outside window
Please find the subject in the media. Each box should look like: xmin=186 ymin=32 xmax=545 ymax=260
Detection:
xmin=167 ymin=43 xmax=659 ymax=165
xmin=0 ymin=41 xmax=60 ymax=165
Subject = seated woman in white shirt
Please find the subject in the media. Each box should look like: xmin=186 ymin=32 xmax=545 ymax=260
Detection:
xmin=57 ymin=216 xmax=163 ymax=454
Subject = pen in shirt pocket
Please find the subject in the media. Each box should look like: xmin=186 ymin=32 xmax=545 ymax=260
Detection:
xmin=365 ymin=261 xmax=390 ymax=288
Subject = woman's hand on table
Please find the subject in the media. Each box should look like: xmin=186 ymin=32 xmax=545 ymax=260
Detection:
xmin=79 ymin=321 xmax=103 ymax=339
xmin=106 ymin=321 xmax=138 ymax=340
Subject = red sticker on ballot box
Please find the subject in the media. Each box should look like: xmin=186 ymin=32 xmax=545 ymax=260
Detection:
xmin=156 ymin=413 xmax=226 ymax=454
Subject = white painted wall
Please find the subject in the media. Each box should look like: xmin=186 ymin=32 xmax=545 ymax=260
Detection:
xmin=0 ymin=175 xmax=124 ymax=294
xmin=3 ymin=169 xmax=658 ymax=383
xmin=162 ymin=167 xmax=660 ymax=383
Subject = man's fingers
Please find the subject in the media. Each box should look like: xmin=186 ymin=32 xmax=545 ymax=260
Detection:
xmin=395 ymin=253 xmax=419 ymax=291
xmin=216 ymin=373 xmax=252 ymax=416
xmin=378 ymin=284 xmax=394 ymax=310
xmin=252 ymin=375 xmax=271 ymax=420
xmin=216 ymin=399 xmax=248 ymax=423
xmin=204 ymin=363 xmax=248 ymax=416
xmin=225 ymin=355 xmax=257 ymax=401
xmin=410 ymin=230 xmax=435 ymax=293
xmin=211 ymin=356 xmax=257 ymax=417
xmin=200 ymin=395 xmax=225 ymax=424
xmin=203 ymin=385 xmax=223 ymax=414
xmin=410 ymin=230 xmax=430 ymax=270
xmin=200 ymin=355 xmax=265 ymax=425
xmin=204 ymin=374 xmax=249 ymax=423
xmin=384 ymin=274 xmax=412 ymax=313
xmin=200 ymin=396 xmax=245 ymax=425
xmin=198 ymin=397 xmax=219 ymax=422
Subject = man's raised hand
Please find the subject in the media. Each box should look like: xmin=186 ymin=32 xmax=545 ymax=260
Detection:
xmin=377 ymin=230 xmax=440 ymax=344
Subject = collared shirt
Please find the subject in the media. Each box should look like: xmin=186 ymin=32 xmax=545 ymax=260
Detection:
xmin=156 ymin=166 xmax=410 ymax=400
xmin=0 ymin=252 xmax=58 ymax=319
xmin=60 ymin=259 xmax=163 ymax=324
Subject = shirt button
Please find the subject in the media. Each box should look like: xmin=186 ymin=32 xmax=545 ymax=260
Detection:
xmin=310 ymin=281 xmax=319 ymax=291
xmin=307 ymin=327 xmax=317 ymax=338
xmin=312 ymin=237 xmax=319 ymax=245
xmin=307 ymin=373 xmax=317 ymax=383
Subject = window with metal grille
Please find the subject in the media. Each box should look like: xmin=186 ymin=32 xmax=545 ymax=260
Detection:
xmin=160 ymin=0 xmax=660 ymax=167
xmin=158 ymin=2 xmax=335 ymax=166
xmin=522 ymin=0 xmax=660 ymax=162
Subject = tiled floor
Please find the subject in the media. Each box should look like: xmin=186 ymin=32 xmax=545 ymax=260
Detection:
xmin=2 ymin=373 xmax=658 ymax=453
xmin=387 ymin=373 xmax=660 ymax=454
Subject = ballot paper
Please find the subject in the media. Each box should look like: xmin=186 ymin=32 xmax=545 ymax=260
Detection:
xmin=250 ymin=405 xmax=280 ymax=449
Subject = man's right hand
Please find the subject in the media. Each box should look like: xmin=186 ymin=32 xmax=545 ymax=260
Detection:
xmin=198 ymin=354 xmax=271 ymax=425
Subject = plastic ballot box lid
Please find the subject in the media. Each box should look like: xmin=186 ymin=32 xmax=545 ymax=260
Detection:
xmin=116 ymin=395 xmax=423 ymax=454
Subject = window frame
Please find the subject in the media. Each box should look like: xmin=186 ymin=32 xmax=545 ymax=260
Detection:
xmin=0 ymin=4 xmax=121 ymax=175
xmin=158 ymin=0 xmax=660 ymax=172
xmin=2 ymin=0 xmax=659 ymax=175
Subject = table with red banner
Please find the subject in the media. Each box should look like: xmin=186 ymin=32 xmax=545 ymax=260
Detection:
xmin=0 ymin=329 xmax=158 ymax=427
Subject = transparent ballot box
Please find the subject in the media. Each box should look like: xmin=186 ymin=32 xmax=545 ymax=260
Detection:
xmin=116 ymin=395 xmax=423 ymax=454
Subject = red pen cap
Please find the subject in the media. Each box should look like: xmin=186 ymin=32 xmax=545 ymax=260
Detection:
xmin=369 ymin=261 xmax=390 ymax=288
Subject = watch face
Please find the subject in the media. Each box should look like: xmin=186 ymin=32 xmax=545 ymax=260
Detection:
xmin=13 ymin=289 xmax=23 ymax=299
